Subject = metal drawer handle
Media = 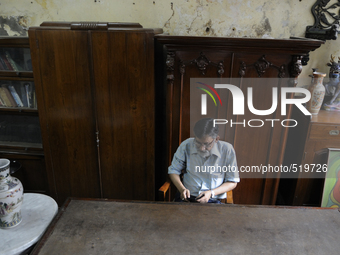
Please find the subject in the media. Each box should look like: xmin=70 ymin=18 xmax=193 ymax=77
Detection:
xmin=329 ymin=130 xmax=339 ymax=136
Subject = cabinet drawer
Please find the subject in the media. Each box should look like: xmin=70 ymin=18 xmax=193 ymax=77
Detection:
xmin=309 ymin=124 xmax=340 ymax=140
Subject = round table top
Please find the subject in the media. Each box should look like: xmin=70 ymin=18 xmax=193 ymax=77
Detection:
xmin=0 ymin=193 xmax=58 ymax=255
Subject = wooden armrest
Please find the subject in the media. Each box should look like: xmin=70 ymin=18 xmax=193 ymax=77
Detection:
xmin=158 ymin=181 xmax=171 ymax=201
xmin=226 ymin=190 xmax=233 ymax=204
xmin=159 ymin=181 xmax=171 ymax=193
xmin=221 ymin=190 xmax=234 ymax=204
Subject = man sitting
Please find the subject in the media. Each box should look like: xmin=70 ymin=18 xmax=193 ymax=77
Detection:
xmin=168 ymin=118 xmax=240 ymax=203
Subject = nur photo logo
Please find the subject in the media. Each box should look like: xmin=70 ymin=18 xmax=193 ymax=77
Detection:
xmin=196 ymin=82 xmax=222 ymax=115
xmin=192 ymin=78 xmax=313 ymax=129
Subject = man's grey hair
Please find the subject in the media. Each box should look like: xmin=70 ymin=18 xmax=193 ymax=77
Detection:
xmin=193 ymin=118 xmax=219 ymax=139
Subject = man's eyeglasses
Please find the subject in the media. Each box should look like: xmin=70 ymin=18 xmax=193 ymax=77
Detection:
xmin=194 ymin=138 xmax=215 ymax=149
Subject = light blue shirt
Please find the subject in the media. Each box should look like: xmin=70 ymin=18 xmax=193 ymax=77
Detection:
xmin=168 ymin=138 xmax=240 ymax=199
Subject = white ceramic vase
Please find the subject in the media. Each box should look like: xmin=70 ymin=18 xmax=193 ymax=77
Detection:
xmin=307 ymin=72 xmax=326 ymax=115
xmin=0 ymin=158 xmax=24 ymax=228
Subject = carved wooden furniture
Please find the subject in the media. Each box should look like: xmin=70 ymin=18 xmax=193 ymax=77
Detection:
xmin=31 ymin=198 xmax=340 ymax=254
xmin=29 ymin=22 xmax=162 ymax=205
xmin=154 ymin=35 xmax=324 ymax=205
xmin=280 ymin=107 xmax=340 ymax=206
xmin=0 ymin=36 xmax=48 ymax=195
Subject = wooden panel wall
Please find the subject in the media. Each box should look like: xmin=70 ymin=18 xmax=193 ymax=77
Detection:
xmin=155 ymin=35 xmax=323 ymax=205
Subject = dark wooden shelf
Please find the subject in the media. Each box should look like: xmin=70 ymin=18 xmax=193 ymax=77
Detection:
xmin=155 ymin=35 xmax=324 ymax=54
xmin=0 ymin=142 xmax=43 ymax=151
xmin=0 ymin=36 xmax=31 ymax=47
xmin=0 ymin=107 xmax=38 ymax=115
xmin=0 ymin=71 xmax=33 ymax=78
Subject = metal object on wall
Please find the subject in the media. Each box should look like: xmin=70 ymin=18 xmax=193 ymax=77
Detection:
xmin=305 ymin=0 xmax=340 ymax=40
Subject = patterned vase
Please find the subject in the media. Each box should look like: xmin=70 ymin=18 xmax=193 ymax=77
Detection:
xmin=0 ymin=158 xmax=24 ymax=228
xmin=307 ymin=72 xmax=326 ymax=115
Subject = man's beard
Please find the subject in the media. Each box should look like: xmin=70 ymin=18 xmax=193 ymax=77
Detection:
xmin=198 ymin=149 xmax=211 ymax=158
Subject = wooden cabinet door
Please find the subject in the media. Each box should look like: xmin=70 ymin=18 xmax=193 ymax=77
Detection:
xmin=30 ymin=25 xmax=159 ymax=204
xmin=29 ymin=29 xmax=101 ymax=205
xmin=91 ymin=29 xmax=156 ymax=200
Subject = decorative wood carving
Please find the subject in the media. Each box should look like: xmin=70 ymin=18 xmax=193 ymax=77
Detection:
xmin=217 ymin=61 xmax=225 ymax=76
xmin=301 ymin=54 xmax=310 ymax=66
xmin=239 ymin=61 xmax=247 ymax=77
xmin=70 ymin=22 xmax=108 ymax=30
xmin=290 ymin=55 xmax=303 ymax=78
xmin=166 ymin=52 xmax=175 ymax=83
xmin=67 ymin=22 xmax=143 ymax=30
xmin=177 ymin=52 xmax=224 ymax=77
xmin=191 ymin=52 xmax=210 ymax=75
xmin=278 ymin=65 xmax=286 ymax=78
xmin=179 ymin=62 xmax=186 ymax=75
xmin=179 ymin=61 xmax=185 ymax=143
xmin=166 ymin=52 xmax=175 ymax=166
xmin=239 ymin=55 xmax=286 ymax=78
xmin=254 ymin=55 xmax=271 ymax=77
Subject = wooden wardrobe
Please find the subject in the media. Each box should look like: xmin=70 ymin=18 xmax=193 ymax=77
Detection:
xmin=29 ymin=22 xmax=162 ymax=205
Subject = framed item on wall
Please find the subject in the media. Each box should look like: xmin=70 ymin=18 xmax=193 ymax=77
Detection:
xmin=321 ymin=148 xmax=340 ymax=208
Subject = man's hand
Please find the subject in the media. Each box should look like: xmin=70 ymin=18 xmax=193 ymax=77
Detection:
xmin=180 ymin=188 xmax=190 ymax=201
xmin=196 ymin=190 xmax=211 ymax=203
xmin=169 ymin=174 xmax=190 ymax=201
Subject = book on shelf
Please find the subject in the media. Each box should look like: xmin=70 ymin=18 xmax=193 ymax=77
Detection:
xmin=0 ymin=53 xmax=13 ymax=70
xmin=0 ymin=48 xmax=30 ymax=71
xmin=31 ymin=83 xmax=37 ymax=108
xmin=0 ymin=57 xmax=5 ymax=70
xmin=25 ymin=82 xmax=31 ymax=108
xmin=0 ymin=53 xmax=10 ymax=70
xmin=32 ymin=84 xmax=37 ymax=108
xmin=8 ymin=85 xmax=24 ymax=107
xmin=5 ymin=51 xmax=24 ymax=71
xmin=0 ymin=83 xmax=36 ymax=108
xmin=24 ymin=82 xmax=36 ymax=108
xmin=0 ymin=85 xmax=16 ymax=107
xmin=20 ymin=83 xmax=28 ymax=107
xmin=23 ymin=50 xmax=32 ymax=71
xmin=0 ymin=95 xmax=5 ymax=106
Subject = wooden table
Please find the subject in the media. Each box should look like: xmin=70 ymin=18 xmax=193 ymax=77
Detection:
xmin=31 ymin=198 xmax=340 ymax=255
